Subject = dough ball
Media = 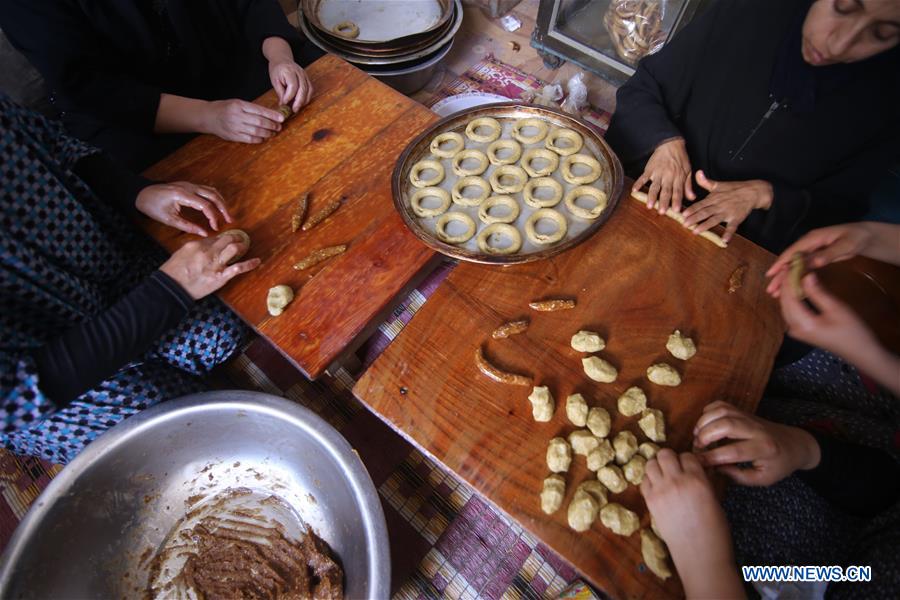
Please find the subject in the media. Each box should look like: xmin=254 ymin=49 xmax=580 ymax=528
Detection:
xmin=613 ymin=430 xmax=638 ymax=465
xmin=546 ymin=437 xmax=573 ymax=473
xmin=638 ymin=442 xmax=661 ymax=460
xmin=586 ymin=406 xmax=611 ymax=438
xmin=566 ymin=393 xmax=588 ymax=427
xmin=567 ymin=489 xmax=600 ymax=532
xmin=597 ymin=465 xmax=627 ymax=494
xmin=568 ymin=430 xmax=601 ymax=456
xmin=582 ymin=356 xmax=618 ymax=383
xmin=266 ymin=284 xmax=294 ymax=316
xmin=576 ymin=480 xmax=608 ymax=507
xmin=540 ymin=474 xmax=566 ymax=515
xmin=571 ymin=330 xmax=605 ymax=352
xmin=528 ymin=386 xmax=555 ymax=422
xmin=586 ymin=439 xmax=615 ymax=471
xmin=666 ymin=329 xmax=697 ymax=361
xmin=641 ymin=529 xmax=673 ymax=580
xmin=218 ymin=229 xmax=251 ymax=262
xmin=616 ymin=386 xmax=647 ymax=417
xmin=623 ymin=455 xmax=647 ymax=485
xmin=647 ymin=363 xmax=681 ymax=386
xmin=600 ymin=503 xmax=640 ymax=537
xmin=638 ymin=408 xmax=667 ymax=443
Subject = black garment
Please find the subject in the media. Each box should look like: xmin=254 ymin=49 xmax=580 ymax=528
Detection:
xmin=0 ymin=0 xmax=321 ymax=169
xmin=605 ymin=0 xmax=900 ymax=253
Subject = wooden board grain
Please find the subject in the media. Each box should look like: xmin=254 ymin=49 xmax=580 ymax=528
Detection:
xmin=140 ymin=55 xmax=438 ymax=378
xmin=353 ymin=189 xmax=784 ymax=599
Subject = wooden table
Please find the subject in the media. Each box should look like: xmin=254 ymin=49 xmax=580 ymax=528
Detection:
xmin=354 ymin=190 xmax=784 ymax=598
xmin=141 ymin=55 xmax=439 ymax=378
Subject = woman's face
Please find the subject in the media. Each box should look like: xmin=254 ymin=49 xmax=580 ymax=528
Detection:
xmin=802 ymin=0 xmax=900 ymax=65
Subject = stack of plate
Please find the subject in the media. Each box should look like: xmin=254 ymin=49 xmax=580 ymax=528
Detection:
xmin=298 ymin=0 xmax=463 ymax=94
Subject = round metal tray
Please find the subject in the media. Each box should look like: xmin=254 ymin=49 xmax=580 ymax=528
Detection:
xmin=392 ymin=104 xmax=624 ymax=265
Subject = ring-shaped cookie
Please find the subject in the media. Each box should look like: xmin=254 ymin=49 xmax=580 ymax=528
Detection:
xmin=525 ymin=208 xmax=568 ymax=245
xmin=521 ymin=148 xmax=560 ymax=178
xmin=523 ymin=177 xmax=564 ymax=208
xmin=489 ymin=165 xmax=528 ymax=194
xmin=561 ymin=153 xmax=602 ymax=185
xmin=486 ymin=139 xmax=522 ymax=165
xmin=410 ymin=159 xmax=445 ymax=188
xmin=452 ymin=149 xmax=489 ymax=177
xmin=451 ymin=176 xmax=491 ymax=206
xmin=430 ymin=132 xmax=465 ymax=158
xmin=477 ymin=223 xmax=523 ymax=255
xmin=545 ymin=128 xmax=584 ymax=156
xmin=465 ymin=117 xmax=502 ymax=143
xmin=333 ymin=21 xmax=360 ymax=38
xmin=410 ymin=187 xmax=451 ymax=218
xmin=564 ymin=185 xmax=608 ymax=220
xmin=435 ymin=212 xmax=476 ymax=244
xmin=478 ymin=195 xmax=520 ymax=224
xmin=511 ymin=118 xmax=550 ymax=144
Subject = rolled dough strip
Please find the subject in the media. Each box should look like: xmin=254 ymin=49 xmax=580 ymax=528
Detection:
xmin=631 ymin=190 xmax=727 ymax=248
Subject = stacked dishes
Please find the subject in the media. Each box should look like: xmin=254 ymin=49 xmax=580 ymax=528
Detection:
xmin=298 ymin=0 xmax=463 ymax=94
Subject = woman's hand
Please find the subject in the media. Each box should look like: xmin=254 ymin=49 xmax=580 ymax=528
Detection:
xmin=693 ymin=401 xmax=820 ymax=486
xmin=269 ymin=60 xmax=313 ymax=113
xmin=160 ymin=233 xmax=260 ymax=300
xmin=136 ymin=182 xmax=233 ymax=236
xmin=205 ymin=99 xmax=284 ymax=143
xmin=681 ymin=171 xmax=773 ymax=243
xmin=632 ymin=138 xmax=695 ymax=214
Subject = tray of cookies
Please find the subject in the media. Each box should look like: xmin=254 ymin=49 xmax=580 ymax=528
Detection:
xmin=392 ymin=104 xmax=624 ymax=264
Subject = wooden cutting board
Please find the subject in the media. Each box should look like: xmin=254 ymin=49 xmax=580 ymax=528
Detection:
xmin=354 ymin=190 xmax=784 ymax=598
xmin=141 ymin=55 xmax=438 ymax=378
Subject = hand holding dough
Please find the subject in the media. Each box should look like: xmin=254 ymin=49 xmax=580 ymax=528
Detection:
xmin=666 ymin=329 xmax=697 ymax=360
xmin=641 ymin=529 xmax=673 ymax=580
xmin=597 ymin=465 xmax=627 ymax=494
xmin=566 ymin=393 xmax=588 ymax=427
xmin=600 ymin=503 xmax=640 ymax=536
xmin=583 ymin=356 xmax=618 ymax=383
xmin=571 ymin=330 xmax=605 ymax=352
xmin=586 ymin=406 xmax=611 ymax=438
xmin=568 ymin=430 xmax=601 ymax=456
xmin=617 ymin=386 xmax=647 ymax=417
xmin=587 ymin=439 xmax=615 ymax=471
xmin=647 ymin=363 xmax=681 ymax=387
xmin=528 ymin=386 xmax=555 ymax=422
xmin=567 ymin=489 xmax=600 ymax=532
xmin=546 ymin=437 xmax=573 ymax=473
xmin=639 ymin=408 xmax=667 ymax=442
xmin=613 ymin=431 xmax=638 ymax=465
xmin=540 ymin=474 xmax=566 ymax=515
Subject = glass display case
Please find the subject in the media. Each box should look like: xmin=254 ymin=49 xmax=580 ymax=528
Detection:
xmin=531 ymin=0 xmax=710 ymax=84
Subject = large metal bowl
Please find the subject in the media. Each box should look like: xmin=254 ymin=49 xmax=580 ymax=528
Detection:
xmin=0 ymin=391 xmax=390 ymax=599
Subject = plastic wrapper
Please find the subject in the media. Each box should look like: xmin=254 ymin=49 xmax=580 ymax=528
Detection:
xmin=560 ymin=72 xmax=588 ymax=115
xmin=603 ymin=0 xmax=667 ymax=66
xmin=461 ymin=0 xmax=523 ymax=20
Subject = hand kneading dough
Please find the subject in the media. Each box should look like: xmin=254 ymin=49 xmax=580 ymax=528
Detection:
xmin=540 ymin=474 xmax=566 ymax=514
xmin=528 ymin=386 xmax=555 ymax=422
xmin=639 ymin=409 xmax=667 ymax=442
xmin=623 ymin=455 xmax=647 ymax=484
xmin=617 ymin=386 xmax=647 ymax=417
xmin=568 ymin=430 xmax=601 ymax=456
xmin=586 ymin=406 xmax=611 ymax=438
xmin=647 ymin=363 xmax=681 ymax=386
xmin=600 ymin=503 xmax=640 ymax=536
xmin=613 ymin=431 xmax=638 ymax=465
xmin=638 ymin=442 xmax=661 ymax=460
xmin=597 ymin=465 xmax=627 ymax=494
xmin=566 ymin=393 xmax=588 ymax=427
xmin=546 ymin=437 xmax=573 ymax=473
xmin=571 ymin=330 xmax=605 ymax=352
xmin=666 ymin=329 xmax=697 ymax=361
xmin=587 ymin=439 xmax=615 ymax=471
xmin=567 ymin=489 xmax=600 ymax=532
xmin=641 ymin=529 xmax=673 ymax=580
xmin=576 ymin=480 xmax=608 ymax=507
xmin=583 ymin=356 xmax=618 ymax=383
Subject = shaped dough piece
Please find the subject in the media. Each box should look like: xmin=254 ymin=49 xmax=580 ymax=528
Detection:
xmin=540 ymin=474 xmax=566 ymax=515
xmin=641 ymin=529 xmax=673 ymax=580
xmin=582 ymin=356 xmax=618 ymax=383
xmin=266 ymin=285 xmax=294 ymax=316
xmin=567 ymin=489 xmax=600 ymax=532
xmin=571 ymin=330 xmax=605 ymax=352
xmin=576 ymin=480 xmax=608 ymax=508
xmin=600 ymin=503 xmax=640 ymax=537
xmin=528 ymin=386 xmax=555 ymax=422
xmin=617 ymin=386 xmax=647 ymax=417
xmin=568 ymin=430 xmax=601 ymax=456
xmin=638 ymin=442 xmax=661 ymax=460
xmin=586 ymin=439 xmax=615 ymax=471
xmin=586 ymin=406 xmax=611 ymax=438
xmin=613 ymin=431 xmax=638 ymax=465
xmin=566 ymin=393 xmax=588 ymax=427
xmin=639 ymin=408 xmax=667 ymax=442
xmin=597 ymin=465 xmax=627 ymax=494
xmin=666 ymin=329 xmax=697 ymax=361
xmin=546 ymin=437 xmax=573 ymax=473
xmin=647 ymin=363 xmax=681 ymax=386
xmin=623 ymin=455 xmax=647 ymax=485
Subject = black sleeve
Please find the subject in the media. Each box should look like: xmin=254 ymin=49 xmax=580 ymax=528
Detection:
xmin=32 ymin=271 xmax=194 ymax=407
xmin=238 ymin=0 xmax=302 ymax=51
xmin=72 ymin=153 xmax=155 ymax=214
xmin=797 ymin=431 xmax=900 ymax=518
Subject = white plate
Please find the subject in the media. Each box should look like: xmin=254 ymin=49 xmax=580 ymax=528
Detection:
xmin=431 ymin=92 xmax=511 ymax=117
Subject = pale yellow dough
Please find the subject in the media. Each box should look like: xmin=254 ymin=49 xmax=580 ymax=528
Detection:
xmin=600 ymin=503 xmax=640 ymax=536
xmin=567 ymin=489 xmax=600 ymax=532
xmin=546 ymin=437 xmax=573 ymax=473
xmin=623 ymin=455 xmax=647 ymax=485
xmin=613 ymin=430 xmax=638 ymax=465
xmin=666 ymin=329 xmax=697 ymax=360
xmin=638 ymin=442 xmax=661 ymax=460
xmin=540 ymin=474 xmax=566 ymax=515
xmin=617 ymin=386 xmax=647 ymax=417
xmin=576 ymin=480 xmax=608 ymax=507
xmin=566 ymin=393 xmax=588 ymax=427
xmin=597 ymin=465 xmax=627 ymax=494
xmin=528 ymin=386 xmax=555 ymax=422
xmin=639 ymin=408 xmax=667 ymax=442
xmin=266 ymin=285 xmax=294 ymax=316
xmin=587 ymin=439 xmax=615 ymax=471
xmin=647 ymin=363 xmax=681 ymax=386
xmin=568 ymin=430 xmax=601 ymax=456
xmin=582 ymin=356 xmax=617 ymax=383
xmin=586 ymin=406 xmax=611 ymax=438
xmin=641 ymin=529 xmax=673 ymax=580
xmin=570 ymin=330 xmax=605 ymax=352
